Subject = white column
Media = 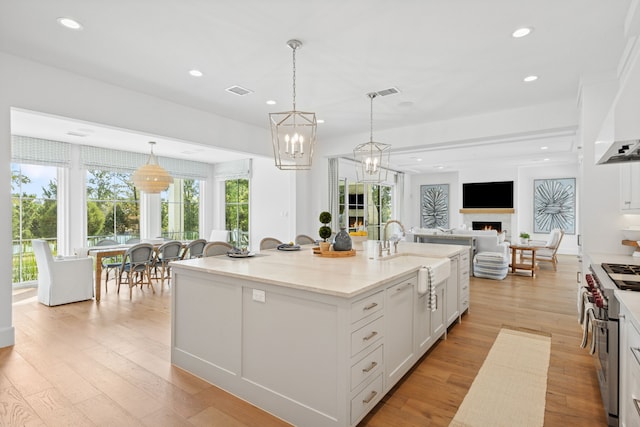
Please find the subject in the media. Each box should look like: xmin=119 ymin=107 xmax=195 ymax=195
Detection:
xmin=140 ymin=192 xmax=161 ymax=239
xmin=1 ymin=110 xmax=15 ymax=347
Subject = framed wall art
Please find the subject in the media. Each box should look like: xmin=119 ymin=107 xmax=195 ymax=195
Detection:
xmin=533 ymin=178 xmax=575 ymax=234
xmin=420 ymin=184 xmax=449 ymax=229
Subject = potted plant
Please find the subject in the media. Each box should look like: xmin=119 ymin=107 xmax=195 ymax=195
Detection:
xmin=318 ymin=211 xmax=332 ymax=251
xmin=519 ymin=232 xmax=530 ymax=244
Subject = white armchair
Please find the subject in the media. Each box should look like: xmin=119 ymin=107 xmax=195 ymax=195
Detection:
xmin=32 ymin=239 xmax=94 ymax=306
xmin=471 ymin=233 xmax=510 ymax=280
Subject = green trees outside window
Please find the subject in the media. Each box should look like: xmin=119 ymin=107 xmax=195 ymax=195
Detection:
xmin=161 ymin=178 xmax=200 ymax=241
xmin=11 ymin=163 xmax=58 ymax=283
xmin=225 ymin=179 xmax=249 ymax=248
xmin=87 ymin=170 xmax=140 ymax=244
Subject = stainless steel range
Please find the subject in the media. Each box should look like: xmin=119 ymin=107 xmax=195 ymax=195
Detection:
xmin=584 ymin=261 xmax=640 ymax=427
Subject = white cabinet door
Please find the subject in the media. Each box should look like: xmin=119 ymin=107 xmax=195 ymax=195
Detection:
xmin=384 ymin=275 xmax=416 ymax=389
xmin=621 ymin=163 xmax=640 ymax=211
xmin=446 ymin=256 xmax=459 ymax=327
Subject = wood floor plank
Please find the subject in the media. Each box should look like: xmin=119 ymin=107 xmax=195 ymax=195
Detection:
xmin=6 ymin=254 xmax=606 ymax=426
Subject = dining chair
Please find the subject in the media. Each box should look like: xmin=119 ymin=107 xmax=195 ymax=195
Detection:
xmin=203 ymin=241 xmax=233 ymax=257
xmin=260 ymin=237 xmax=282 ymax=250
xmin=96 ymin=238 xmax=121 ymax=292
xmin=125 ymin=237 xmax=141 ymax=244
xmin=32 ymin=239 xmax=94 ymax=306
xmin=116 ymin=243 xmax=156 ymax=299
xmin=181 ymin=238 xmax=207 ymax=259
xmin=154 ymin=240 xmax=183 ymax=287
xmin=295 ymin=234 xmax=315 ymax=245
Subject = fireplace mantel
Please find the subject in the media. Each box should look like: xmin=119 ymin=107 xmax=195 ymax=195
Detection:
xmin=459 ymin=208 xmax=515 ymax=214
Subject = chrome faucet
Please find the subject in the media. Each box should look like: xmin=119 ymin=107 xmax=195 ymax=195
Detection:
xmin=383 ymin=220 xmax=406 ymax=253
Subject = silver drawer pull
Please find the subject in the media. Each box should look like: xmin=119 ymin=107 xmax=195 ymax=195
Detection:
xmin=363 ymin=331 xmax=378 ymax=341
xmin=635 ymin=398 xmax=640 ymax=417
xmin=362 ymin=361 xmax=378 ymax=373
xmin=631 ymin=347 xmax=640 ymax=366
xmin=396 ymin=283 xmax=412 ymax=292
xmin=362 ymin=390 xmax=378 ymax=404
xmin=363 ymin=302 xmax=378 ymax=311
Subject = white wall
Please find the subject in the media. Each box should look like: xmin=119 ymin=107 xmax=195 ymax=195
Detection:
xmin=250 ymin=157 xmax=296 ymax=250
xmin=0 ymin=52 xmax=286 ymax=348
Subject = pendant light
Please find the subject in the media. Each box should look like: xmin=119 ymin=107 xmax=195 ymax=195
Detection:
xmin=353 ymin=93 xmax=391 ymax=183
xmin=269 ymin=39 xmax=317 ymax=170
xmin=132 ymin=141 xmax=173 ymax=193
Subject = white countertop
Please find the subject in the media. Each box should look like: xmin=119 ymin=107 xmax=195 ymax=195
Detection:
xmin=589 ymin=252 xmax=640 ymax=266
xmin=170 ymin=241 xmax=464 ymax=298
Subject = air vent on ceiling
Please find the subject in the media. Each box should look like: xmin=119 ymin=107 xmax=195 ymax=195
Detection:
xmin=225 ymin=85 xmax=254 ymax=96
xmin=373 ymin=87 xmax=400 ymax=97
xmin=66 ymin=131 xmax=88 ymax=137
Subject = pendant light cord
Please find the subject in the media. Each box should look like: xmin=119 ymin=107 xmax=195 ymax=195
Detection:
xmin=292 ymin=45 xmax=297 ymax=111
xmin=369 ymin=93 xmax=377 ymax=142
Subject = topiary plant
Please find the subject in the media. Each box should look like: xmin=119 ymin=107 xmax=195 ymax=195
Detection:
xmin=319 ymin=211 xmax=332 ymax=242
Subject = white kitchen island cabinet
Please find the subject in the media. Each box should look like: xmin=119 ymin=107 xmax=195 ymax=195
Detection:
xmin=170 ymin=242 xmax=465 ymax=427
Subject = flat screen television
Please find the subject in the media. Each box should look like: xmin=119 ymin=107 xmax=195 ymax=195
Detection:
xmin=462 ymin=181 xmax=513 ymax=209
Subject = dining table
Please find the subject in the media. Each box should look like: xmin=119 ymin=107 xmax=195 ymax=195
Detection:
xmin=87 ymin=245 xmax=129 ymax=302
xmin=87 ymin=240 xmax=190 ymax=302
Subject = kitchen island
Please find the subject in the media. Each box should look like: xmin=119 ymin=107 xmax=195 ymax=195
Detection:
xmin=170 ymin=241 xmax=467 ymax=427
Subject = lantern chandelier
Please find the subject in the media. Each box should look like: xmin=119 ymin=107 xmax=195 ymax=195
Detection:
xmin=132 ymin=141 xmax=173 ymax=193
xmin=353 ymin=92 xmax=391 ymax=183
xmin=269 ymin=39 xmax=317 ymax=170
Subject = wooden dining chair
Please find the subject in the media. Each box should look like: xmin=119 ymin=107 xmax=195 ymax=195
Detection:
xmin=181 ymin=239 xmax=207 ymax=259
xmin=295 ymin=234 xmax=315 ymax=245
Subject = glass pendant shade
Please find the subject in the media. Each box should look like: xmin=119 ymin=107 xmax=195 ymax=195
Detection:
xmin=132 ymin=141 xmax=173 ymax=193
xmin=270 ymin=39 xmax=317 ymax=170
xmin=354 ymin=93 xmax=390 ymax=182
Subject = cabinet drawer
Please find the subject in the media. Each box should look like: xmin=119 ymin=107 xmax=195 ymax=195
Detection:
xmin=351 ymin=315 xmax=384 ymax=356
xmin=460 ymin=281 xmax=469 ymax=298
xmin=351 ymin=291 xmax=384 ymax=324
xmin=351 ymin=374 xmax=383 ymax=424
xmin=351 ymin=344 xmax=383 ymax=391
xmin=628 ymin=349 xmax=640 ymax=427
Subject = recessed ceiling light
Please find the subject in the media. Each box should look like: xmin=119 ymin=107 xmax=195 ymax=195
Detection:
xmin=512 ymin=27 xmax=533 ymax=38
xmin=189 ymin=69 xmax=203 ymax=77
xmin=541 ymin=146 xmax=548 ymax=150
xmin=266 ymin=100 xmax=276 ymax=105
xmin=543 ymin=158 xmax=550 ymax=161
xmin=57 ymin=17 xmax=83 ymax=30
xmin=317 ymin=119 xmax=325 ymax=124
xmin=523 ymin=75 xmax=538 ymax=83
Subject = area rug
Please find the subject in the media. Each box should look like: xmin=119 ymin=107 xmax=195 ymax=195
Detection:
xmin=449 ymin=328 xmax=551 ymax=427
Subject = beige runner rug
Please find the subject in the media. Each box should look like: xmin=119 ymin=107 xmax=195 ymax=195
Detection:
xmin=449 ymin=328 xmax=551 ymax=427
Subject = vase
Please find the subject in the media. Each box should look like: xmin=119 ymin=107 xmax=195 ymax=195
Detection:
xmin=333 ymin=227 xmax=352 ymax=251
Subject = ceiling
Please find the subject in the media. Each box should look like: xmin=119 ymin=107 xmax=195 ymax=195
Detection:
xmin=0 ymin=1 xmax=631 ymax=173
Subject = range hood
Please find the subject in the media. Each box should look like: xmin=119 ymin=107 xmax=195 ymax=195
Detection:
xmin=597 ymin=139 xmax=640 ymax=164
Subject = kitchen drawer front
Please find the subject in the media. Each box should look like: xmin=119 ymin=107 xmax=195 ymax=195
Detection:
xmin=351 ymin=315 xmax=384 ymax=356
xmin=351 ymin=374 xmax=383 ymax=424
xmin=351 ymin=290 xmax=384 ymax=324
xmin=351 ymin=344 xmax=383 ymax=391
xmin=460 ymin=250 xmax=471 ymax=275
xmin=627 ymin=353 xmax=640 ymax=427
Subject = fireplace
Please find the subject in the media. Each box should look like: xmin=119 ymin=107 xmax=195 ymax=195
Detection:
xmin=472 ymin=221 xmax=502 ymax=232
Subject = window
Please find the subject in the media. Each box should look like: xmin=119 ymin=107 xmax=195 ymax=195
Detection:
xmin=11 ymin=163 xmax=58 ymax=284
xmin=339 ymin=180 xmax=392 ymax=240
xmin=225 ymin=178 xmax=249 ymax=248
xmin=86 ymin=169 xmax=140 ymax=245
xmin=161 ymin=178 xmax=200 ymax=240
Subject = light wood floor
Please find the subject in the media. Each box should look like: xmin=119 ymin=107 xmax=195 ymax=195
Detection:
xmin=3 ymin=255 xmax=606 ymax=426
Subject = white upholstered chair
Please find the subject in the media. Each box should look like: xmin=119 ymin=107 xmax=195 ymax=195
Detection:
xmin=520 ymin=228 xmax=565 ymax=271
xmin=32 ymin=239 xmax=94 ymax=306
xmin=209 ymin=229 xmax=230 ymax=242
xmin=471 ymin=232 xmax=510 ymax=280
